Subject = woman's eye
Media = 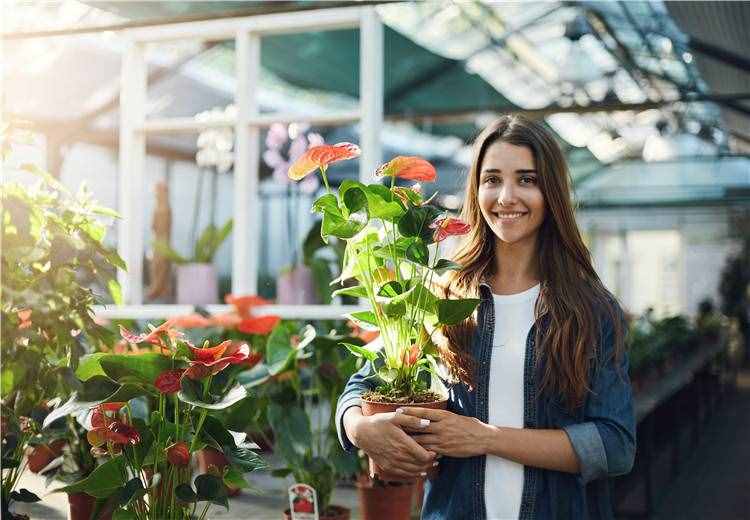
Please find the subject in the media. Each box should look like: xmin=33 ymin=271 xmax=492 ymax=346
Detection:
xmin=485 ymin=176 xmax=498 ymax=184
xmin=520 ymin=176 xmax=537 ymax=185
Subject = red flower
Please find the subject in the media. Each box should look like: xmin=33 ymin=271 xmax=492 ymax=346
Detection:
xmin=18 ymin=309 xmax=32 ymax=330
xmin=225 ymin=294 xmax=271 ymax=318
xmin=402 ymin=344 xmax=421 ymax=367
xmin=170 ymin=313 xmax=213 ymax=329
xmin=119 ymin=319 xmax=184 ymax=351
xmin=429 ymin=217 xmax=471 ymax=242
xmin=243 ymin=350 xmax=263 ymax=369
xmin=184 ymin=341 xmax=251 ymax=380
xmin=166 ymin=441 xmax=190 ymax=466
xmin=237 ymin=315 xmax=280 ymax=335
xmin=87 ymin=420 xmax=140 ymax=447
xmin=91 ymin=402 xmax=126 ymax=428
xmin=375 ymin=156 xmax=436 ymax=182
xmin=288 ymin=142 xmax=360 ymax=180
xmin=154 ymin=369 xmax=185 ymax=394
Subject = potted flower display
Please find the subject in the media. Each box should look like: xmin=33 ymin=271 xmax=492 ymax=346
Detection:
xmin=153 ymin=218 xmax=233 ymax=305
xmin=43 ymin=319 xmax=266 ymax=519
xmin=288 ymin=144 xmax=479 ymax=481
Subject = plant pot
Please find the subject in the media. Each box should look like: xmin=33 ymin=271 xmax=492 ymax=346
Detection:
xmin=176 ymin=263 xmax=218 ymax=305
xmin=276 ymin=265 xmax=319 ymax=305
xmin=356 ymin=474 xmax=414 ymax=520
xmin=197 ymin=448 xmax=241 ymax=496
xmin=361 ymin=397 xmax=448 ymax=482
xmin=27 ymin=439 xmax=66 ymax=473
xmin=283 ymin=505 xmax=350 ymax=520
xmin=68 ymin=492 xmax=113 ymax=520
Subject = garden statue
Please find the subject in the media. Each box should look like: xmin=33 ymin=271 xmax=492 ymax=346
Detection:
xmin=148 ymin=180 xmax=173 ymax=301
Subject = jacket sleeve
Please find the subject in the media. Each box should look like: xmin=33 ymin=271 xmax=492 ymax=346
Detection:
xmin=335 ymin=359 xmax=379 ymax=452
xmin=562 ymin=308 xmax=636 ymax=484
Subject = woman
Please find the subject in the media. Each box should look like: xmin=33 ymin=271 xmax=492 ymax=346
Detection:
xmin=335 ymin=115 xmax=635 ymax=519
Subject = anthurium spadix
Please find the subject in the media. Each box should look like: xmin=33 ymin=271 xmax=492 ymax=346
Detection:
xmin=288 ymin=144 xmax=479 ymax=400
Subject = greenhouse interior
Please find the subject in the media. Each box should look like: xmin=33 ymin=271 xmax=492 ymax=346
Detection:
xmin=2 ymin=1 xmax=749 ymax=519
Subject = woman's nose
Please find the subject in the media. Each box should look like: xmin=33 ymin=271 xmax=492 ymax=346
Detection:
xmin=498 ymin=183 xmax=517 ymax=205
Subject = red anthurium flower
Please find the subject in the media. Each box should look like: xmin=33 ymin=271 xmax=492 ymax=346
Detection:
xmin=402 ymin=344 xmax=421 ymax=367
xmin=288 ymin=142 xmax=360 ymax=180
xmin=166 ymin=441 xmax=190 ymax=466
xmin=237 ymin=315 xmax=280 ymax=335
xmin=375 ymin=156 xmax=436 ymax=182
xmin=225 ymin=294 xmax=271 ymax=318
xmin=17 ymin=309 xmax=32 ymax=330
xmin=188 ymin=340 xmax=231 ymax=363
xmin=170 ymin=313 xmax=213 ymax=329
xmin=154 ymin=369 xmax=186 ymax=394
xmin=87 ymin=420 xmax=140 ymax=447
xmin=184 ymin=342 xmax=251 ymax=380
xmin=429 ymin=217 xmax=471 ymax=242
xmin=243 ymin=350 xmax=263 ymax=369
xmin=91 ymin=402 xmax=127 ymax=429
xmin=119 ymin=319 xmax=184 ymax=351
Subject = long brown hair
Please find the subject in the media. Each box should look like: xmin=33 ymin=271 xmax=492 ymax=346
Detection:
xmin=440 ymin=115 xmax=624 ymax=408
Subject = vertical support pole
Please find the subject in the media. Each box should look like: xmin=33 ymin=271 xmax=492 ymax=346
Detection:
xmin=359 ymin=7 xmax=383 ymax=184
xmin=118 ymin=42 xmax=147 ymax=304
xmin=617 ymin=228 xmax=630 ymax=311
xmin=232 ymin=30 xmax=261 ymax=296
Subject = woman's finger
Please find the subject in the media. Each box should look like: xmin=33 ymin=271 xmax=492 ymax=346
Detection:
xmin=397 ymin=407 xmax=444 ymax=421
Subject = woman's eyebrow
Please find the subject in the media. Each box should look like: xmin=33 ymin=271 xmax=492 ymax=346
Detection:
xmin=481 ymin=168 xmax=537 ymax=174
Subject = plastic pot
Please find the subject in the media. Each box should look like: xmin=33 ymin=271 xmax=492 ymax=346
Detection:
xmin=356 ymin=474 xmax=415 ymax=520
xmin=176 ymin=263 xmax=218 ymax=305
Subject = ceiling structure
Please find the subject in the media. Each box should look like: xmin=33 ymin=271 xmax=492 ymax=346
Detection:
xmin=4 ymin=0 xmax=750 ymax=180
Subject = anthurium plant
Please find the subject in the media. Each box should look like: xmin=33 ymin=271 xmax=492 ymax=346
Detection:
xmin=43 ymin=320 xmax=266 ymax=520
xmin=288 ymin=143 xmax=479 ymax=402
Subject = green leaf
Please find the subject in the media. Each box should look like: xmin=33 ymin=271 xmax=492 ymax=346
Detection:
xmin=90 ymin=205 xmax=121 ymax=219
xmin=405 ymin=241 xmax=429 ymax=266
xmin=340 ymin=342 xmax=378 ymax=362
xmin=108 ymin=279 xmax=123 ymax=305
xmin=436 ymin=298 xmax=481 ymax=325
xmin=195 ymin=474 xmax=225 ymax=500
xmin=223 ymin=466 xmax=251 ymax=489
xmin=311 ymin=193 xmax=339 ymax=215
xmin=321 ymin=210 xmax=365 ymax=240
xmin=118 ymin=477 xmax=146 ymax=507
xmin=265 ymin=325 xmax=296 ymax=376
xmin=55 ymin=457 xmax=126 ymax=498
xmin=267 ymin=404 xmax=311 ymax=462
xmin=175 ymin=484 xmax=198 ymax=503
xmin=397 ymin=206 xmax=442 ymax=242
xmin=377 ymin=281 xmax=403 ymax=298
xmin=331 ymin=285 xmax=368 ymax=299
xmin=177 ymin=383 xmax=247 ymax=410
xmin=112 ymin=509 xmax=138 ymax=520
xmin=340 ymin=181 xmax=368 ymax=215
xmin=43 ymin=383 xmax=145 ymax=428
xmin=346 ymin=310 xmax=379 ymax=330
xmin=383 ymin=301 xmax=406 ymax=318
xmin=153 ymin=239 xmax=188 ymax=264
xmin=225 ymin=445 xmax=267 ymax=473
xmin=9 ymin=489 xmax=41 ymax=503
xmin=364 ymin=185 xmax=404 ymax=220
xmin=96 ymin=353 xmax=176 ymax=386
xmin=433 ymin=259 xmax=462 ymax=274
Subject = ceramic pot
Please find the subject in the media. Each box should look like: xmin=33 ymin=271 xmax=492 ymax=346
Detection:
xmin=283 ymin=504 xmax=350 ymax=520
xmin=356 ymin=474 xmax=414 ymax=520
xmin=276 ymin=265 xmax=318 ymax=305
xmin=176 ymin=263 xmax=218 ymax=305
xmin=361 ymin=398 xmax=448 ymax=482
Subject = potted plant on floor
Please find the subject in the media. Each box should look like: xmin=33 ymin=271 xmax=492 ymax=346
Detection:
xmin=153 ymin=218 xmax=233 ymax=305
xmin=43 ymin=319 xmax=266 ymax=519
xmin=288 ymin=145 xmax=479 ymax=482
xmin=1 ymin=129 xmax=124 ymax=519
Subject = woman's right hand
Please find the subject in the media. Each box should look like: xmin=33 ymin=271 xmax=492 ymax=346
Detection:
xmin=343 ymin=407 xmax=438 ymax=479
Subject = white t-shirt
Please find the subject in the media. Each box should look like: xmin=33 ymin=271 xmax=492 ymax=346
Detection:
xmin=485 ymin=283 xmax=540 ymax=520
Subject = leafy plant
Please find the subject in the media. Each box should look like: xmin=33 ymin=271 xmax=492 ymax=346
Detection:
xmin=288 ymin=144 xmax=479 ymax=400
xmin=153 ymin=218 xmax=233 ymax=264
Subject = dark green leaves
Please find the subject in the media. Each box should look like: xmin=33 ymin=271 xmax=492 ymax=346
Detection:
xmin=175 ymin=474 xmax=229 ymax=509
xmin=436 ymin=298 xmax=481 ymax=325
xmin=340 ymin=342 xmax=378 ymax=362
xmin=433 ymin=259 xmax=462 ymax=274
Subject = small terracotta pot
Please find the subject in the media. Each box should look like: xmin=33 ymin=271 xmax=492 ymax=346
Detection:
xmin=356 ymin=474 xmax=414 ymax=520
xmin=197 ymin=448 xmax=241 ymax=496
xmin=27 ymin=439 xmax=66 ymax=473
xmin=361 ymin=398 xmax=448 ymax=482
xmin=283 ymin=504 xmax=350 ymax=520
xmin=68 ymin=492 xmax=113 ymax=520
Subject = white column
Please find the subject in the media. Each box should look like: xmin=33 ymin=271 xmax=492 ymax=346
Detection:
xmin=118 ymin=42 xmax=147 ymax=304
xmin=359 ymin=7 xmax=383 ymax=183
xmin=232 ymin=30 xmax=261 ymax=296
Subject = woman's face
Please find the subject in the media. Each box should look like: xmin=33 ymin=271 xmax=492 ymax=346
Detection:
xmin=477 ymin=141 xmax=546 ymax=248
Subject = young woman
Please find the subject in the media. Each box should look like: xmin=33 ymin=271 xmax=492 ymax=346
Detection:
xmin=335 ymin=115 xmax=635 ymax=519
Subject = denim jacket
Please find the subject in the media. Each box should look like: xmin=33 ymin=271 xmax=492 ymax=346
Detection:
xmin=335 ymin=283 xmax=636 ymax=519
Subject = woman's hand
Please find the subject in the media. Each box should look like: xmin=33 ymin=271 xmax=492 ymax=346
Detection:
xmin=399 ymin=407 xmax=494 ymax=458
xmin=343 ymin=407 xmax=438 ymax=479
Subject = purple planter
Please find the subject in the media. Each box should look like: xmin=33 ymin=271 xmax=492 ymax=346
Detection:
xmin=276 ymin=265 xmax=319 ymax=305
xmin=176 ymin=263 xmax=218 ymax=305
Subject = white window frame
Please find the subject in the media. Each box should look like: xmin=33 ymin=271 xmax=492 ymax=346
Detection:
xmin=112 ymin=6 xmax=382 ymax=320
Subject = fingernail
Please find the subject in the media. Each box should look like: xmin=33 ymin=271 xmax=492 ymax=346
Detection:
xmin=420 ymin=471 xmax=427 ymax=477
xmin=419 ymin=419 xmax=430 ymax=428
xmin=395 ymin=408 xmax=404 ymax=414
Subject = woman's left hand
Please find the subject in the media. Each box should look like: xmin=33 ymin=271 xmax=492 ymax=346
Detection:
xmin=398 ymin=407 xmax=493 ymax=458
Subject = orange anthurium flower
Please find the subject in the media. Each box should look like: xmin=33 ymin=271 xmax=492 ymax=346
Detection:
xmin=166 ymin=441 xmax=190 ymax=466
xmin=429 ymin=217 xmax=471 ymax=242
xmin=184 ymin=342 xmax=250 ymax=380
xmin=171 ymin=313 xmax=213 ymax=329
xmin=237 ymin=315 xmax=280 ymax=335
xmin=402 ymin=344 xmax=421 ymax=367
xmin=17 ymin=309 xmax=32 ymax=330
xmin=225 ymin=294 xmax=271 ymax=319
xmin=120 ymin=319 xmax=183 ymax=351
xmin=243 ymin=350 xmax=263 ymax=369
xmin=188 ymin=340 xmax=231 ymax=363
xmin=375 ymin=156 xmax=436 ymax=182
xmin=288 ymin=142 xmax=360 ymax=180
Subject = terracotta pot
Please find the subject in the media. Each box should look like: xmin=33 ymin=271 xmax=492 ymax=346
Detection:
xmin=197 ymin=448 xmax=241 ymax=496
xmin=283 ymin=505 xmax=350 ymax=520
xmin=276 ymin=264 xmax=319 ymax=305
xmin=176 ymin=263 xmax=218 ymax=305
xmin=361 ymin=398 xmax=448 ymax=482
xmin=27 ymin=439 xmax=66 ymax=473
xmin=68 ymin=492 xmax=113 ymax=520
xmin=356 ymin=474 xmax=414 ymax=520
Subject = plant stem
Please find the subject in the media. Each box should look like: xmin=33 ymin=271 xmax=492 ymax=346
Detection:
xmin=190 ymin=409 xmax=208 ymax=453
xmin=320 ymin=166 xmax=331 ymax=194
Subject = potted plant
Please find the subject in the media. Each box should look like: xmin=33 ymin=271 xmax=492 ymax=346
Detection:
xmin=153 ymin=218 xmax=233 ymax=305
xmin=258 ymin=323 xmax=362 ymax=520
xmin=288 ymin=144 xmax=479 ymax=481
xmin=1 ymin=129 xmax=125 ymax=519
xmin=43 ymin=319 xmax=266 ymax=519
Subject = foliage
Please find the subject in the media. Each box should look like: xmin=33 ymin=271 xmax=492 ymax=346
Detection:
xmin=1 ymin=135 xmax=124 ymax=517
xmin=153 ymin=218 xmax=233 ymax=265
xmin=289 ymin=147 xmax=479 ymax=400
